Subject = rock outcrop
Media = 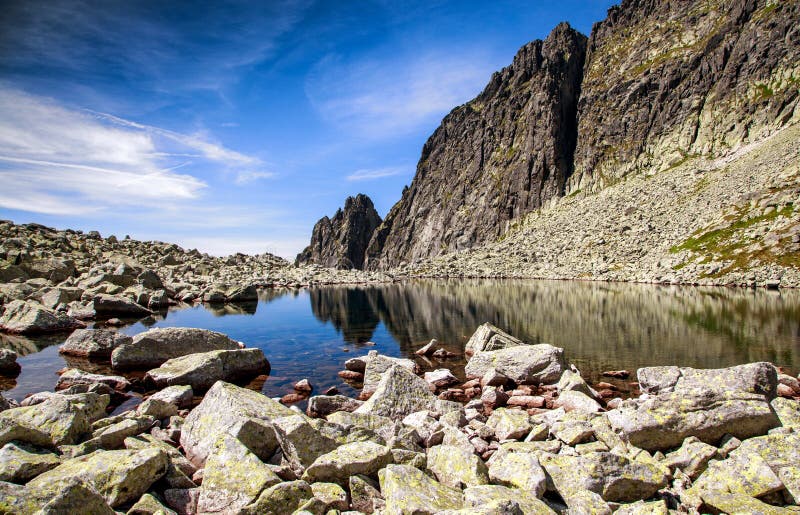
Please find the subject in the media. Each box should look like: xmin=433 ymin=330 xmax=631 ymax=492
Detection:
xmin=296 ymin=194 xmax=382 ymax=270
xmin=365 ymin=23 xmax=587 ymax=269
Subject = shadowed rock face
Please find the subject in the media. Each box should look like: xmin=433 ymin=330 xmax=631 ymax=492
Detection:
xmin=570 ymin=0 xmax=800 ymax=192
xmin=365 ymin=23 xmax=588 ymax=270
xmin=296 ymin=194 xmax=382 ymax=270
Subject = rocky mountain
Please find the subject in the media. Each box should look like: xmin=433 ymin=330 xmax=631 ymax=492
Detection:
xmin=296 ymin=194 xmax=382 ymax=270
xmin=364 ymin=23 xmax=587 ymax=270
xmin=360 ymin=0 xmax=799 ymax=273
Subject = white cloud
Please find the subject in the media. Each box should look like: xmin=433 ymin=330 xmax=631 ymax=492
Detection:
xmin=0 ymin=87 xmax=265 ymax=215
xmin=305 ymin=49 xmax=498 ymax=138
xmin=175 ymin=235 xmax=308 ymax=260
xmin=346 ymin=166 xmax=412 ymax=182
xmin=234 ymin=170 xmax=276 ymax=185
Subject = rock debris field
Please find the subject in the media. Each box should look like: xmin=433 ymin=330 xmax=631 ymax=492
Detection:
xmin=0 ymin=319 xmax=799 ymax=514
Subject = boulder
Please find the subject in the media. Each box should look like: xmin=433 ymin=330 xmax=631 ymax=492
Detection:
xmin=486 ymin=408 xmax=532 ymax=440
xmin=0 ymin=392 xmax=109 ymax=447
xmin=93 ymin=417 xmax=155 ymax=449
xmin=427 ymin=444 xmax=489 ymax=489
xmin=424 ymin=369 xmax=459 ymax=388
xmin=310 ymin=482 xmax=348 ymax=511
xmin=56 ymin=368 xmax=131 ymax=391
xmin=487 ymin=450 xmax=547 ymax=497
xmin=0 ymin=442 xmax=61 ymax=483
xmin=129 ymin=493 xmax=177 ymax=515
xmin=607 ymin=390 xmax=779 ymax=451
xmin=699 ymin=490 xmax=790 ymax=515
xmin=0 ymin=479 xmax=115 ymax=514
xmin=27 ymin=448 xmax=168 ymax=508
xmin=0 ymin=348 xmax=20 ymax=375
xmin=147 ymin=385 xmax=194 ymax=409
xmin=60 ymin=329 xmax=132 ymax=359
xmin=272 ymin=415 xmax=338 ymax=475
xmin=556 ymin=390 xmax=603 ymax=414
xmin=197 ymin=435 xmax=281 ymax=514
xmin=691 ymin=448 xmax=782 ymax=499
xmin=355 ymin=364 xmax=459 ymax=421
xmin=637 ymin=362 xmax=778 ymax=399
xmin=465 ymin=344 xmax=566 ymax=384
xmin=180 ymin=381 xmax=294 ymax=467
xmin=771 ymin=397 xmax=800 ymax=428
xmin=663 ymin=436 xmax=719 ymax=479
xmin=465 ymin=323 xmax=524 ymax=354
xmin=0 ymin=300 xmax=85 ymax=334
xmin=361 ymin=352 xmax=418 ymax=396
xmin=380 ymin=463 xmax=464 ymax=514
xmin=137 ymin=270 xmax=164 ymax=290
xmin=112 ymin=327 xmax=240 ymax=370
xmin=239 ymin=480 xmax=313 ymax=515
xmin=302 ymin=441 xmax=393 ymax=484
xmin=306 ymin=394 xmax=363 ymax=418
xmin=92 ymin=294 xmax=152 ymax=317
xmin=40 ymin=287 xmax=83 ymax=310
xmin=349 ymin=474 xmax=383 ymax=514
xmin=144 ymin=348 xmax=269 ymax=391
xmin=463 ymin=485 xmax=555 ymax=515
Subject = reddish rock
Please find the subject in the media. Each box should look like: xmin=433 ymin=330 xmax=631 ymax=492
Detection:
xmin=506 ymin=395 xmax=545 ymax=409
xmin=338 ymin=370 xmax=364 ymax=382
xmin=461 ymin=379 xmax=481 ymax=389
xmin=464 ymin=387 xmax=481 ymax=399
xmin=594 ymin=381 xmax=617 ymax=390
xmin=323 ymin=386 xmax=339 ymax=395
xmin=415 ymin=339 xmax=437 ymax=356
xmin=597 ymin=389 xmax=617 ymax=399
xmin=164 ymin=488 xmax=200 ymax=515
xmin=432 ymin=348 xmax=457 ymax=359
xmin=280 ymin=393 xmax=306 ymax=405
xmin=357 ymin=390 xmax=374 ymax=401
xmin=481 ymin=387 xmax=509 ymax=410
xmin=294 ymin=378 xmax=313 ymax=393
xmin=777 ymin=383 xmax=795 ymax=398
xmin=439 ymin=389 xmax=468 ymax=403
xmin=602 ymin=370 xmax=630 ymax=379
xmin=509 ymin=386 xmax=534 ymax=396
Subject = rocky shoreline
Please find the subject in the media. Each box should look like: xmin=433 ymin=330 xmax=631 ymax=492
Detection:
xmin=1 ymin=322 xmax=799 ymax=514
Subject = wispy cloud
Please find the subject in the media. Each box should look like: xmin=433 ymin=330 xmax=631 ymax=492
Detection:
xmin=234 ymin=170 xmax=276 ymax=185
xmin=346 ymin=166 xmax=412 ymax=182
xmin=305 ymin=49 xmax=497 ymax=138
xmin=0 ymin=87 xmax=263 ymax=215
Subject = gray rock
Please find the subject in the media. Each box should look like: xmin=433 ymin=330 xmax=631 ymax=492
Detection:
xmin=486 ymin=408 xmax=532 ymax=440
xmin=272 ymin=414 xmax=338 ymax=476
xmin=180 ymin=381 xmax=294 ymax=467
xmin=637 ymin=362 xmax=778 ymax=399
xmin=0 ymin=479 xmax=116 ymax=514
xmin=465 ymin=344 xmax=566 ymax=384
xmin=463 ymin=485 xmax=555 ymax=515
xmin=27 ymin=448 xmax=169 ymax=508
xmin=310 ymin=482 xmax=348 ymax=511
xmin=56 ymin=368 xmax=131 ymax=391
xmin=93 ymin=416 xmax=155 ymax=449
xmin=0 ymin=300 xmax=85 ymax=334
xmin=427 ymin=444 xmax=489 ymax=489
xmin=349 ymin=474 xmax=383 ymax=514
xmin=59 ymin=328 xmax=132 ymax=359
xmin=302 ymin=441 xmax=392 ymax=484
xmin=355 ymin=364 xmax=446 ymax=421
xmin=465 ymin=323 xmax=525 ymax=355
xmin=241 ymin=480 xmax=314 ymax=515
xmin=607 ymin=390 xmax=779 ymax=451
xmin=663 ymin=436 xmax=718 ymax=479
xmin=361 ymin=352 xmax=418 ymax=396
xmin=771 ymin=397 xmax=800 ymax=428
xmin=0 ymin=442 xmax=61 ymax=483
xmin=556 ymin=390 xmax=602 ymax=414
xmin=136 ymin=397 xmax=179 ymax=419
xmin=487 ymin=450 xmax=547 ymax=496
xmin=128 ymin=493 xmax=177 ymax=515
xmin=144 ymin=348 xmax=269 ymax=391
xmin=112 ymin=327 xmax=241 ymax=370
xmin=306 ymin=395 xmax=363 ymax=418
xmin=40 ymin=287 xmax=83 ymax=310
xmin=93 ymin=294 xmax=152 ymax=317
xmin=380 ymin=463 xmax=464 ymax=514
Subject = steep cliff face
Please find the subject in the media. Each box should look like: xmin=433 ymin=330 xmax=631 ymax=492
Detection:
xmin=295 ymin=194 xmax=381 ymax=270
xmin=569 ymin=0 xmax=800 ymax=193
xmin=364 ymin=23 xmax=587 ymax=270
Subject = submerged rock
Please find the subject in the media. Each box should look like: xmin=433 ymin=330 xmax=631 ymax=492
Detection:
xmin=111 ymin=327 xmax=241 ymax=370
xmin=56 ymin=368 xmax=131 ymax=392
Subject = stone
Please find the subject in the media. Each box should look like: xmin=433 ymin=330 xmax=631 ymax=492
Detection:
xmin=463 ymin=485 xmax=555 ymax=515
xmin=424 ymin=368 xmax=459 ymax=388
xmin=379 ymin=463 xmax=464 ymax=514
xmin=486 ymin=408 xmax=532 ymax=440
xmin=27 ymin=448 xmax=168 ymax=507
xmin=663 ymin=436 xmax=718 ymax=479
xmin=691 ymin=450 xmax=783 ymax=499
xmin=148 ymin=385 xmax=194 ymax=409
xmin=128 ymin=493 xmax=177 ymax=515
xmin=306 ymin=395 xmax=363 ymax=418
xmin=295 ymin=193 xmax=382 ymax=270
xmin=699 ymin=490 xmax=790 ymax=515
xmin=506 ymin=395 xmax=545 ymax=409
xmin=60 ymin=328 xmax=132 ymax=359
xmin=465 ymin=323 xmax=524 ymax=354
xmin=361 ymin=352 xmax=418 ymax=396
xmin=637 ymin=362 xmax=778 ymax=399
xmin=310 ymin=482 xmax=348 ymax=511
xmin=607 ymin=390 xmax=779 ymax=451
xmin=465 ymin=344 xmax=567 ymax=384
xmin=124 ymin=433 xmax=197 ymax=483
xmin=93 ymin=416 xmax=155 ymax=449
xmin=0 ymin=442 xmax=61 ymax=483
xmin=481 ymin=386 xmax=509 ymax=409
xmin=0 ymin=300 xmax=85 ymax=334
xmin=0 ymin=479 xmax=116 ymax=514
xmin=427 ymin=444 xmax=489 ymax=489
xmin=137 ymin=270 xmax=164 ymax=290
xmin=164 ymin=488 xmax=200 ymax=515
xmin=302 ymin=441 xmax=392 ymax=484
xmin=272 ymin=415 xmax=338 ymax=475
xmin=556 ymin=390 xmax=602 ymax=414
xmin=56 ymin=368 xmax=131 ymax=391
xmin=613 ymin=500 xmax=669 ymax=515
xmin=144 ymin=348 xmax=269 ymax=391
xmin=355 ymin=364 xmax=448 ymax=421
xmin=240 ymin=480 xmax=314 ymax=515
xmin=197 ymin=434 xmax=281 ymax=514
xmin=481 ymin=368 xmax=511 ymax=388
xmin=557 ymin=368 xmax=598 ymax=399
xmin=180 ymin=381 xmax=294 ymax=467
xmin=772 ymin=397 xmax=800 ymax=428
xmin=0 ymin=392 xmax=109 ymax=447
xmin=487 ymin=450 xmax=547 ymax=497
xmin=294 ymin=378 xmax=313 ymax=393
xmin=349 ymin=474 xmax=382 ymax=514
xmin=112 ymin=327 xmax=241 ymax=370
xmin=415 ymin=339 xmax=437 ymax=356
xmin=93 ymin=294 xmax=152 ymax=317
xmin=136 ymin=398 xmax=179 ymax=419
xmin=0 ymin=349 xmax=20 ymax=375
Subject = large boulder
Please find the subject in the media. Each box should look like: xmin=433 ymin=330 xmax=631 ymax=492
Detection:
xmin=465 ymin=323 xmax=524 ymax=355
xmin=463 ymin=485 xmax=555 ymax=515
xmin=380 ymin=463 xmax=464 ymax=514
xmin=361 ymin=352 xmax=418 ymax=396
xmin=41 ymin=287 xmax=84 ymax=310
xmin=26 ymin=448 xmax=168 ymax=508
xmin=306 ymin=394 xmax=363 ymax=418
xmin=637 ymin=362 xmax=778 ymax=399
xmin=92 ymin=294 xmax=152 ymax=318
xmin=56 ymin=368 xmax=131 ymax=391
xmin=0 ymin=392 xmax=109 ymax=447
xmin=465 ymin=344 xmax=566 ymax=384
xmin=144 ymin=348 xmax=269 ymax=391
xmin=427 ymin=444 xmax=489 ymax=489
xmin=0 ymin=300 xmax=85 ymax=334
xmin=0 ymin=479 xmax=115 ymax=514
xmin=60 ymin=329 xmax=132 ymax=359
xmin=271 ymin=415 xmax=338 ymax=476
xmin=240 ymin=480 xmax=314 ymax=515
xmin=180 ymin=381 xmax=294 ymax=467
xmin=0 ymin=442 xmax=61 ymax=483
xmin=111 ymin=327 xmax=241 ymax=370
xmin=302 ymin=441 xmax=393 ymax=484
xmin=607 ymin=390 xmax=779 ymax=451
xmin=0 ymin=348 xmax=20 ymax=376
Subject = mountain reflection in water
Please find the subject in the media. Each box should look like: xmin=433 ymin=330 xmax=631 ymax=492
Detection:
xmin=2 ymin=280 xmax=799 ymax=401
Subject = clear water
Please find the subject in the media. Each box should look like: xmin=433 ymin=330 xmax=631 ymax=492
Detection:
xmin=2 ymin=280 xmax=800 ymax=402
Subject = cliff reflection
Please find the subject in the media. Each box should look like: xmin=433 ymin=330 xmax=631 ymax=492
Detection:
xmin=309 ymin=280 xmax=800 ymax=380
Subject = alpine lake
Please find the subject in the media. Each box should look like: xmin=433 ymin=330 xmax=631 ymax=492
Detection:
xmin=3 ymin=279 xmax=800 ymax=408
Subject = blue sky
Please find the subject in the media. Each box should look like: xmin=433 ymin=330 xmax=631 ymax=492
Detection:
xmin=0 ymin=0 xmax=616 ymax=259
